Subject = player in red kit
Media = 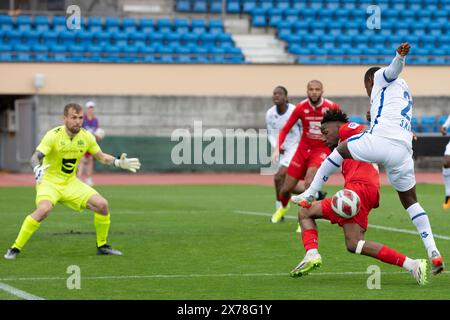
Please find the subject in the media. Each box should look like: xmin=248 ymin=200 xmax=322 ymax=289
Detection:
xmin=290 ymin=109 xmax=427 ymax=285
xmin=271 ymin=80 xmax=339 ymax=227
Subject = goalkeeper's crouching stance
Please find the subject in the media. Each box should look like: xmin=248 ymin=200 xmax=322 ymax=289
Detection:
xmin=4 ymin=103 xmax=141 ymax=259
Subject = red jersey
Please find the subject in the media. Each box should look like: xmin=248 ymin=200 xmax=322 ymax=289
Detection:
xmin=278 ymin=97 xmax=339 ymax=150
xmin=339 ymin=122 xmax=380 ymax=190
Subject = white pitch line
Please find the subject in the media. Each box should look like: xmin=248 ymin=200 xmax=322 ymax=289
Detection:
xmin=2 ymin=270 xmax=440 ymax=283
xmin=235 ymin=210 xmax=450 ymax=241
xmin=0 ymin=282 xmax=45 ymax=300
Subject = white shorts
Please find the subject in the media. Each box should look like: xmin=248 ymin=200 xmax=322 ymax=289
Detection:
xmin=278 ymin=146 xmax=297 ymax=168
xmin=445 ymin=141 xmax=450 ymax=156
xmin=347 ymin=132 xmax=416 ymax=192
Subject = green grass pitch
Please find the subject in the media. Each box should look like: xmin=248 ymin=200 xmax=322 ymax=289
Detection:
xmin=0 ymin=184 xmax=448 ymax=300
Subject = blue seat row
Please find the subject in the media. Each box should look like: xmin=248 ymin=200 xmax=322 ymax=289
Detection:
xmin=175 ymin=0 xmax=450 ymax=14
xmin=0 ymin=52 xmax=245 ymax=64
xmin=0 ymin=15 xmax=225 ymax=33
xmin=0 ymin=15 xmax=245 ymax=64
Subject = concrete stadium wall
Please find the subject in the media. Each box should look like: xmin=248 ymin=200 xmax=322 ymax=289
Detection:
xmin=1 ymin=63 xmax=450 ymax=97
xmin=36 ymin=94 xmax=450 ymax=138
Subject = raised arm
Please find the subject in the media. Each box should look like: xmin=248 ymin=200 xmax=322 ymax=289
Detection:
xmin=383 ymin=43 xmax=410 ymax=82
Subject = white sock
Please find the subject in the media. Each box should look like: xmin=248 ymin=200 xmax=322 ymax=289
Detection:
xmin=406 ymin=202 xmax=438 ymax=258
xmin=306 ymin=248 xmax=319 ymax=256
xmin=305 ymin=149 xmax=343 ymax=197
xmin=276 ymin=201 xmax=282 ymax=210
xmin=443 ymin=167 xmax=450 ymax=196
xmin=402 ymin=256 xmax=416 ymax=272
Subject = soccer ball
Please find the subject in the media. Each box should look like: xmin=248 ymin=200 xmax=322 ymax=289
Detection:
xmin=331 ymin=189 xmax=361 ymax=219
xmin=94 ymin=128 xmax=105 ymax=140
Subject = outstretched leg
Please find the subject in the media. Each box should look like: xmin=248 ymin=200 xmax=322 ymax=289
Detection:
xmin=4 ymin=200 xmax=53 ymax=259
xmin=342 ymin=223 xmax=428 ymax=286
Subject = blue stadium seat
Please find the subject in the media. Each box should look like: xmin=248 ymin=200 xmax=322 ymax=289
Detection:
xmin=267 ymin=7 xmax=282 ymax=27
xmin=192 ymin=19 xmax=206 ymax=34
xmin=166 ymin=32 xmax=181 ymax=46
xmin=69 ymin=44 xmax=86 ymax=62
xmin=174 ymin=18 xmax=189 ymax=34
xmin=23 ymin=29 xmax=40 ymax=45
xmin=87 ymin=16 xmax=103 ymax=32
xmin=0 ymin=15 xmax=14 ymax=31
xmin=75 ymin=30 xmax=93 ymax=46
xmin=210 ymin=0 xmax=223 ymax=13
xmin=284 ymin=8 xmax=300 ymax=23
xmin=140 ymin=19 xmax=154 ymax=32
xmin=105 ymin=17 xmax=120 ymax=32
xmin=0 ymin=52 xmax=13 ymax=61
xmin=242 ymin=0 xmax=257 ymax=13
xmin=181 ymin=32 xmax=199 ymax=45
xmin=34 ymin=16 xmax=50 ymax=31
xmin=112 ymin=32 xmax=128 ymax=46
xmin=5 ymin=29 xmax=22 ymax=45
xmin=15 ymin=16 xmax=32 ymax=31
xmin=148 ymin=32 xmax=164 ymax=46
xmin=93 ymin=30 xmax=111 ymax=47
xmin=227 ymin=0 xmax=240 ymax=13
xmin=421 ymin=116 xmax=438 ymax=133
xmin=209 ymin=19 xmax=224 ymax=33
xmin=276 ymin=0 xmax=290 ymax=10
xmin=122 ymin=18 xmax=138 ymax=32
xmin=156 ymin=18 xmax=172 ymax=33
xmin=193 ymin=0 xmax=208 ymax=13
xmin=52 ymin=16 xmax=67 ymax=32
xmin=176 ymin=0 xmax=191 ymax=12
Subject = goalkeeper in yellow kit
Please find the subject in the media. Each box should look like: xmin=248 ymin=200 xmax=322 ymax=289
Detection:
xmin=4 ymin=103 xmax=141 ymax=259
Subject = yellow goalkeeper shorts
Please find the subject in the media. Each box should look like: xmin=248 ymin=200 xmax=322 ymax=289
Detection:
xmin=36 ymin=178 xmax=99 ymax=212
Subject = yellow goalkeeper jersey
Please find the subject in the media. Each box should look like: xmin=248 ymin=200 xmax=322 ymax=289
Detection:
xmin=36 ymin=126 xmax=101 ymax=184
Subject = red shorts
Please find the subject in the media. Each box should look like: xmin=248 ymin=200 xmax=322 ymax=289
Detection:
xmin=321 ymin=183 xmax=380 ymax=230
xmin=83 ymin=152 xmax=93 ymax=158
xmin=287 ymin=146 xmax=330 ymax=180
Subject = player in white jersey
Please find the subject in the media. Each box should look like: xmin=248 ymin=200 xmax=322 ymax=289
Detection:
xmin=292 ymin=43 xmax=444 ymax=275
xmin=440 ymin=114 xmax=450 ymax=209
xmin=266 ymin=86 xmax=301 ymax=212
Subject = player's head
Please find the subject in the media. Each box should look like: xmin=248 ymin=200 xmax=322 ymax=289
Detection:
xmin=272 ymin=86 xmax=288 ymax=106
xmin=320 ymin=109 xmax=349 ymax=149
xmin=306 ymin=80 xmax=323 ymax=105
xmin=85 ymin=101 xmax=95 ymax=117
xmin=364 ymin=67 xmax=380 ymax=97
xmin=64 ymin=103 xmax=84 ymax=135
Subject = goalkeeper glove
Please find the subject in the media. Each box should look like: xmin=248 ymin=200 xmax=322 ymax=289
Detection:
xmin=114 ymin=153 xmax=141 ymax=173
xmin=33 ymin=164 xmax=50 ymax=184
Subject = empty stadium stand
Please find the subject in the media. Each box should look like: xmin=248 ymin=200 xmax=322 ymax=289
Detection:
xmin=176 ymin=0 xmax=450 ymax=65
xmin=0 ymin=14 xmax=245 ymax=63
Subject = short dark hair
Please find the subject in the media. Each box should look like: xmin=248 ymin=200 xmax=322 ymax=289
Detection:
xmin=307 ymin=80 xmax=323 ymax=89
xmin=275 ymin=85 xmax=288 ymax=96
xmin=321 ymin=108 xmax=349 ymax=125
xmin=364 ymin=67 xmax=381 ymax=82
xmin=64 ymin=103 xmax=83 ymax=116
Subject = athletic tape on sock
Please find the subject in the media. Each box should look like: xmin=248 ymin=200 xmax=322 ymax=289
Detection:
xmin=355 ymin=240 xmax=366 ymax=255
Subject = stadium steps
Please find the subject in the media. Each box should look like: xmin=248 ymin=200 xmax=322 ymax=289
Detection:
xmin=121 ymin=0 xmax=173 ymax=15
xmin=232 ymin=34 xmax=295 ymax=64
